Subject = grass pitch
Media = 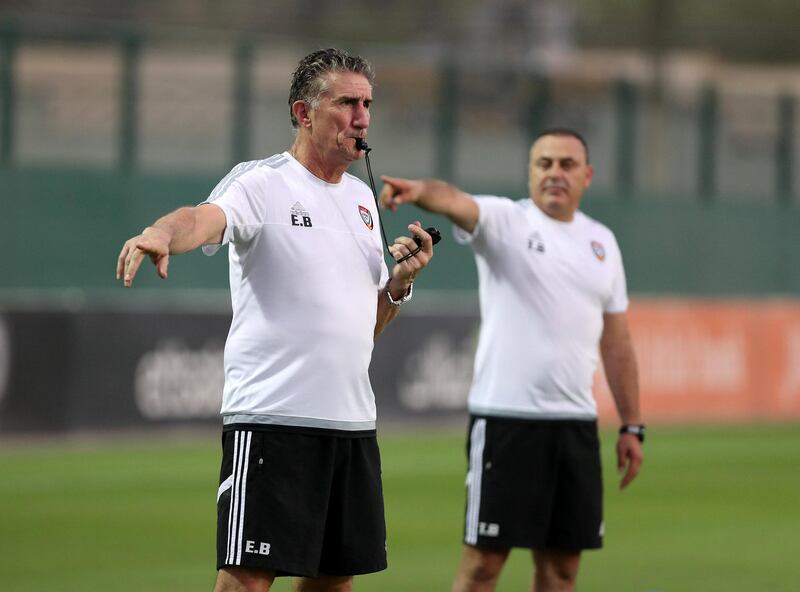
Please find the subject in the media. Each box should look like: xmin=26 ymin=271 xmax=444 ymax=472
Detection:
xmin=1 ymin=423 xmax=798 ymax=591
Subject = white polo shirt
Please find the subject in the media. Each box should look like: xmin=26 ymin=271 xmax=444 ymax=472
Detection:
xmin=202 ymin=152 xmax=389 ymax=431
xmin=455 ymin=196 xmax=629 ymax=419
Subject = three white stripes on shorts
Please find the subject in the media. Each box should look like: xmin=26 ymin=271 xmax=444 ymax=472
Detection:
xmin=465 ymin=419 xmax=486 ymax=545
xmin=225 ymin=430 xmax=252 ymax=566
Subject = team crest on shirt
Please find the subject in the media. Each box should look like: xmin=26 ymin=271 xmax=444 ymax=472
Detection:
xmin=527 ymin=231 xmax=545 ymax=253
xmin=358 ymin=205 xmax=373 ymax=230
xmin=591 ymin=240 xmax=606 ymax=261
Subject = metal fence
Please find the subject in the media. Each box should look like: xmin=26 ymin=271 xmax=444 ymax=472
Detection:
xmin=1 ymin=21 xmax=799 ymax=204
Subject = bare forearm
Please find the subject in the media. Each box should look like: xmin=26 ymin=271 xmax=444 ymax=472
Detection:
xmin=414 ymin=180 xmax=464 ymax=212
xmin=380 ymin=175 xmax=478 ymax=232
xmin=374 ymin=277 xmax=412 ymax=337
xmin=602 ymin=345 xmax=641 ymax=424
xmin=416 ymin=180 xmax=478 ymax=232
xmin=145 ymin=208 xmax=200 ymax=254
xmin=149 ymin=206 xmax=222 ymax=254
xmin=600 ymin=313 xmax=642 ymax=424
xmin=375 ymin=295 xmax=401 ymax=337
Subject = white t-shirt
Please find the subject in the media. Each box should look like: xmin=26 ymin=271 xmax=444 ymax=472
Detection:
xmin=202 ymin=152 xmax=389 ymax=431
xmin=455 ymin=196 xmax=629 ymax=419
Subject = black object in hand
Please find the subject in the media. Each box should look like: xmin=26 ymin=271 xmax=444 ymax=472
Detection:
xmin=415 ymin=227 xmax=442 ymax=248
xmin=397 ymin=226 xmax=442 ymax=263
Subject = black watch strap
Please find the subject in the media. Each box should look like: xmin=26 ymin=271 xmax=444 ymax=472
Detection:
xmin=619 ymin=424 xmax=646 ymax=443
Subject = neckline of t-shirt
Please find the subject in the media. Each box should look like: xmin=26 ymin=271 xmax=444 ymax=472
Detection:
xmin=529 ymin=200 xmax=583 ymax=236
xmin=283 ymin=151 xmax=347 ymax=188
xmin=527 ymin=200 xmax=583 ymax=229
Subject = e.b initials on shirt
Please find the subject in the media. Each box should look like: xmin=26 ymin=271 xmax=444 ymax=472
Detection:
xmin=291 ymin=214 xmax=313 ymax=227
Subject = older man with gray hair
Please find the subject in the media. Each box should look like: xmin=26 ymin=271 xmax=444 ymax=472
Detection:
xmin=117 ymin=48 xmax=435 ymax=592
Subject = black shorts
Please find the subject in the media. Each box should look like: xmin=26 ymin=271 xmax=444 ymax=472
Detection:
xmin=463 ymin=416 xmax=603 ymax=551
xmin=216 ymin=425 xmax=387 ymax=577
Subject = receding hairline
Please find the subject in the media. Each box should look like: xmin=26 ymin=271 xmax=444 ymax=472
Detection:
xmin=316 ymin=70 xmax=373 ymax=97
xmin=530 ymin=131 xmax=590 ymax=164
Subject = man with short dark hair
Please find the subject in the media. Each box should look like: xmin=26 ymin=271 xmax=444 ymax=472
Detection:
xmin=117 ymin=48 xmax=435 ymax=592
xmin=380 ymin=129 xmax=643 ymax=592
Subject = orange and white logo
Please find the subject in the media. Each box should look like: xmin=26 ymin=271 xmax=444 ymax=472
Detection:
xmin=358 ymin=205 xmax=373 ymax=230
xmin=590 ymin=240 xmax=605 ymax=261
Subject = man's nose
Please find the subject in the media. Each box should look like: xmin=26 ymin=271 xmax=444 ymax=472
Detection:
xmin=353 ymin=104 xmax=370 ymax=128
xmin=544 ymin=171 xmax=568 ymax=187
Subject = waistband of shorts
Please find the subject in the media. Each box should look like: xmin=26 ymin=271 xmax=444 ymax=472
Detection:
xmin=468 ymin=406 xmax=597 ymax=422
xmin=469 ymin=413 xmax=598 ymax=427
xmin=223 ymin=413 xmax=376 ymax=438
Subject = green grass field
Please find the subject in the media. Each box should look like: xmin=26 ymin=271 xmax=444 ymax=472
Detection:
xmin=1 ymin=423 xmax=798 ymax=591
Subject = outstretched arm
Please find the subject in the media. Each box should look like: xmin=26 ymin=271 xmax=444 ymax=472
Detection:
xmin=600 ymin=311 xmax=644 ymax=489
xmin=379 ymin=176 xmax=480 ymax=234
xmin=116 ymin=203 xmax=226 ymax=288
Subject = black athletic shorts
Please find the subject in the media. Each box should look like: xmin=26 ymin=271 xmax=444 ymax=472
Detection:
xmin=216 ymin=425 xmax=387 ymax=577
xmin=463 ymin=415 xmax=603 ymax=551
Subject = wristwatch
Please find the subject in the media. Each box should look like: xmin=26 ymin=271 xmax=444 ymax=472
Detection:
xmin=385 ymin=280 xmax=413 ymax=307
xmin=619 ymin=424 xmax=646 ymax=443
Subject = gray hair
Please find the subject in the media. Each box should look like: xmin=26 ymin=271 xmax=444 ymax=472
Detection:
xmin=288 ymin=48 xmax=375 ymax=128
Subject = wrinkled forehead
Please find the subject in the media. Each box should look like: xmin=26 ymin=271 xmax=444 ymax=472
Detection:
xmin=320 ymin=71 xmax=373 ymax=100
xmin=529 ymin=135 xmax=588 ymax=164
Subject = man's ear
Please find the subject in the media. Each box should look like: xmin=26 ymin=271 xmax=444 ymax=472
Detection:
xmin=291 ymin=100 xmax=312 ymax=128
xmin=584 ymin=164 xmax=594 ymax=189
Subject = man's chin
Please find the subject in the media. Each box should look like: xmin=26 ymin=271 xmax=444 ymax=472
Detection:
xmin=539 ymin=197 xmax=573 ymax=218
xmin=336 ymin=146 xmax=360 ymax=162
xmin=543 ymin=195 xmax=568 ymax=208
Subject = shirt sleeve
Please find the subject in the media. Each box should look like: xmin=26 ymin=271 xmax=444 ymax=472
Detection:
xmin=604 ymin=233 xmax=630 ymax=313
xmin=452 ymin=195 xmax=510 ymax=247
xmin=200 ymin=168 xmax=265 ymax=256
